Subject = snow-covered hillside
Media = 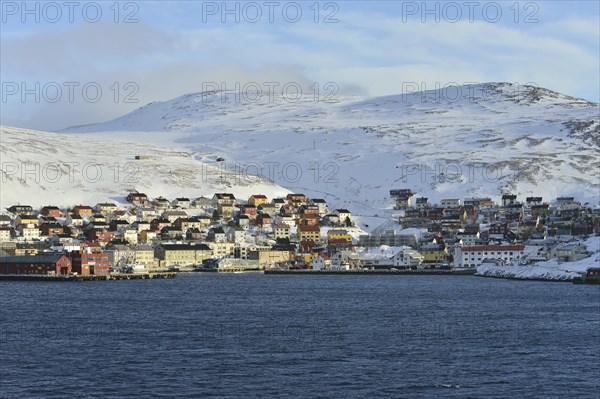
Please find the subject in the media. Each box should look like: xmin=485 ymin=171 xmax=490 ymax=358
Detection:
xmin=61 ymin=83 xmax=600 ymax=217
xmin=0 ymin=126 xmax=289 ymax=208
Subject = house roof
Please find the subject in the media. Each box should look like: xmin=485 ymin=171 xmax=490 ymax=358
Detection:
xmin=460 ymin=244 xmax=525 ymax=251
xmin=298 ymin=225 xmax=320 ymax=232
xmin=0 ymin=254 xmax=67 ymax=264
xmin=214 ymin=193 xmax=236 ymax=199
xmin=161 ymin=243 xmax=211 ymax=251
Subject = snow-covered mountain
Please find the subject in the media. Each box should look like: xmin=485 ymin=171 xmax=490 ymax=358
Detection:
xmin=61 ymin=83 xmax=599 ymax=216
xmin=5 ymin=82 xmax=598 ymax=216
xmin=0 ymin=126 xmax=289 ymax=208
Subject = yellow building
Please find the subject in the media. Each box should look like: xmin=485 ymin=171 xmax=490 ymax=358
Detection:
xmin=298 ymin=225 xmax=321 ymax=243
xmin=254 ymin=250 xmax=294 ymax=267
xmin=155 ymin=243 xmax=213 ymax=268
xmin=327 ymin=229 xmax=352 ymax=244
xmin=419 ymin=244 xmax=448 ymax=264
xmin=248 ymin=195 xmax=268 ymax=207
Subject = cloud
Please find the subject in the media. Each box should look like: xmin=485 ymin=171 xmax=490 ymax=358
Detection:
xmin=1 ymin=5 xmax=598 ymax=130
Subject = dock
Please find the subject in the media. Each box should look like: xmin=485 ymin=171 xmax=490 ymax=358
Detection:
xmin=263 ymin=269 xmax=476 ymax=276
xmin=0 ymin=272 xmax=177 ymax=282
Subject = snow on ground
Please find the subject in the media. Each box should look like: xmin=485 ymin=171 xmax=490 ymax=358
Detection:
xmin=0 ymin=126 xmax=290 ymax=208
xmin=3 ymin=83 xmax=598 ymax=217
xmin=61 ymin=83 xmax=600 ymax=216
xmin=477 ymin=236 xmax=600 ymax=281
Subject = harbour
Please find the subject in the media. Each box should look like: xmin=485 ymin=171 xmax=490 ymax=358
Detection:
xmin=263 ymin=268 xmax=477 ymax=276
xmin=0 ymin=272 xmax=177 ymax=282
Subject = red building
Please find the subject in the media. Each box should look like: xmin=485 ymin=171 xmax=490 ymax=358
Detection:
xmin=71 ymin=205 xmax=94 ymax=217
xmin=0 ymin=254 xmax=71 ymax=275
xmin=40 ymin=223 xmax=65 ymax=237
xmin=256 ymin=214 xmax=272 ymax=227
xmin=298 ymin=205 xmax=319 ymax=217
xmin=126 ymin=192 xmax=148 ymax=205
xmin=240 ymin=205 xmax=257 ymax=218
xmin=287 ymin=193 xmax=307 ymax=206
xmin=85 ymin=229 xmax=115 ymax=244
xmin=40 ymin=206 xmax=61 ymax=218
xmin=71 ymin=251 xmax=111 ymax=275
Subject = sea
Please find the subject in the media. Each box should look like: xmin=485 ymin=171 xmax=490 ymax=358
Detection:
xmin=1 ymin=274 xmax=599 ymax=398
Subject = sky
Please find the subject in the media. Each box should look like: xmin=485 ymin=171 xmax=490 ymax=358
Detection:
xmin=1 ymin=0 xmax=599 ymax=131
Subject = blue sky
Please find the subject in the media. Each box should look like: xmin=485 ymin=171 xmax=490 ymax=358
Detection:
xmin=1 ymin=1 xmax=599 ymax=130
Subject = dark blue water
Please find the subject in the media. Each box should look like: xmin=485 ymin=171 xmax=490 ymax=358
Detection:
xmin=1 ymin=274 xmax=598 ymax=398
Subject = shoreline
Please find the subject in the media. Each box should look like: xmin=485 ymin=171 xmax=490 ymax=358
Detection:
xmin=263 ymin=269 xmax=476 ymax=276
xmin=0 ymin=272 xmax=177 ymax=282
xmin=474 ymin=273 xmax=572 ymax=283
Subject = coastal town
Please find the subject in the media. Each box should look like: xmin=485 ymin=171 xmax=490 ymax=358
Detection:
xmin=0 ymin=189 xmax=598 ymax=280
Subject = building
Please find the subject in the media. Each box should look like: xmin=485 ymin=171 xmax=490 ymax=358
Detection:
xmin=0 ymin=215 xmax=11 ymax=227
xmin=212 ymin=193 xmax=236 ymax=207
xmin=419 ymin=243 xmax=448 ymax=264
xmin=0 ymin=254 xmax=72 ymax=275
xmin=331 ymin=209 xmax=352 ymax=226
xmin=209 ymin=242 xmax=235 ymax=259
xmin=95 ymin=203 xmax=119 ymax=215
xmin=297 ymin=225 xmax=321 ymax=243
xmin=40 ymin=223 xmax=64 ymax=237
xmin=455 ymin=244 xmax=525 ymax=268
xmin=274 ymin=224 xmax=291 ymax=240
xmin=20 ymin=225 xmax=41 ymax=241
xmin=327 ymin=229 xmax=352 ymax=243
xmin=440 ymin=199 xmax=461 ymax=208
xmin=309 ymin=199 xmax=329 ymax=215
xmin=502 ymin=194 xmax=518 ymax=207
xmin=153 ymin=197 xmax=171 ymax=210
xmin=7 ymin=205 xmax=33 ymax=215
xmin=248 ymin=195 xmax=268 ymax=207
xmin=415 ymin=198 xmax=429 ymax=210
xmin=71 ymin=205 xmax=94 ymax=218
xmin=155 ymin=243 xmax=212 ymax=268
xmin=193 ymin=197 xmax=212 ymax=210
xmin=16 ymin=214 xmax=38 ymax=226
xmin=359 ymin=231 xmax=418 ymax=249
xmin=71 ymin=251 xmax=111 ymax=275
xmin=126 ymin=192 xmax=148 ymax=205
xmin=172 ymin=197 xmax=191 ymax=209
xmin=0 ymin=227 xmax=12 ymax=242
xmin=250 ymin=248 xmax=295 ymax=267
xmin=287 ymin=193 xmax=307 ymax=206
xmin=162 ymin=210 xmax=188 ymax=224
xmin=389 ymin=189 xmax=413 ymax=198
xmin=41 ymin=206 xmax=61 ymax=218
xmin=463 ymin=198 xmax=494 ymax=208
xmin=392 ymin=248 xmax=425 ymax=268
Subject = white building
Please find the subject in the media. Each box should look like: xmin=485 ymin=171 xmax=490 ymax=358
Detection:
xmin=392 ymin=247 xmax=424 ymax=268
xmin=455 ymin=244 xmax=525 ymax=267
xmin=312 ymin=255 xmax=331 ymax=271
xmin=440 ymin=199 xmax=461 ymax=208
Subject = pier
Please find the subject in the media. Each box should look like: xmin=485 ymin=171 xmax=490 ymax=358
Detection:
xmin=0 ymin=272 xmax=177 ymax=282
xmin=263 ymin=269 xmax=476 ymax=276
